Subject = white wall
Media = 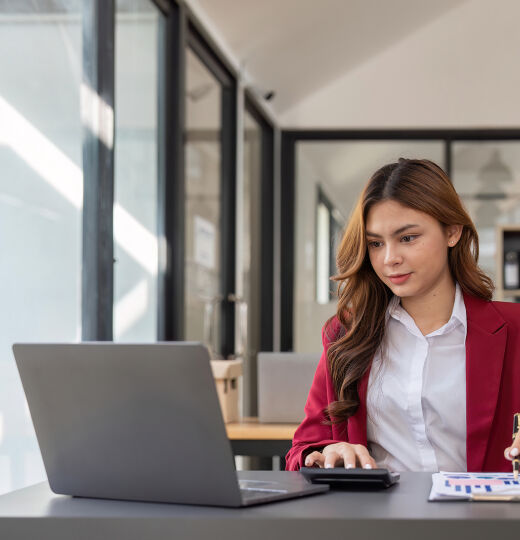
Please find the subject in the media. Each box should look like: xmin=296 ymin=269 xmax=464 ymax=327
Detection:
xmin=281 ymin=0 xmax=520 ymax=128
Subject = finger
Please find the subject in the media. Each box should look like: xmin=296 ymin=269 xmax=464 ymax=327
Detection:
xmin=506 ymin=444 xmax=520 ymax=460
xmin=504 ymin=435 xmax=520 ymax=459
xmin=514 ymin=431 xmax=520 ymax=447
xmin=323 ymin=451 xmax=341 ymax=469
xmin=504 ymin=446 xmax=520 ymax=460
xmin=304 ymin=451 xmax=324 ymax=467
xmin=511 ymin=432 xmax=520 ymax=456
xmin=354 ymin=445 xmax=377 ymax=469
xmin=340 ymin=447 xmax=357 ymax=469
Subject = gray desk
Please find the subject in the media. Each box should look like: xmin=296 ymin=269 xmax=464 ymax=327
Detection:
xmin=0 ymin=471 xmax=517 ymax=540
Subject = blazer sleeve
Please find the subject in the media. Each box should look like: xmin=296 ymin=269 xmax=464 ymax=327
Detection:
xmin=285 ymin=319 xmax=346 ymax=470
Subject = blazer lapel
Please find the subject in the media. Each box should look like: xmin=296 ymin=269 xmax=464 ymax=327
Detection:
xmin=463 ymin=291 xmax=507 ymax=471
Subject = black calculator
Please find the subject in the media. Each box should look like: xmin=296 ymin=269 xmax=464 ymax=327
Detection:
xmin=300 ymin=467 xmax=400 ymax=489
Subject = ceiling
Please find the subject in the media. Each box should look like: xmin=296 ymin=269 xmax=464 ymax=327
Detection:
xmin=192 ymin=0 xmax=468 ymax=117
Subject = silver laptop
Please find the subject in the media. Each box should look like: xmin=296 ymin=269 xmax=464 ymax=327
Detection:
xmin=258 ymin=352 xmax=319 ymax=423
xmin=13 ymin=342 xmax=327 ymax=507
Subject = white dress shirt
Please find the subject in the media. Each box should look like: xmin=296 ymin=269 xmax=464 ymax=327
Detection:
xmin=366 ymin=282 xmax=467 ymax=472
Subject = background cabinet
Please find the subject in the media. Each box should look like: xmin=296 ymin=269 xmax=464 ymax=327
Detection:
xmin=495 ymin=225 xmax=520 ymax=301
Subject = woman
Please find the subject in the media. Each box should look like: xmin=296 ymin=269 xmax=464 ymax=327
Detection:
xmin=286 ymin=158 xmax=520 ymax=473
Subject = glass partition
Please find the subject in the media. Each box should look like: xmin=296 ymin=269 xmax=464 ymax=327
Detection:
xmin=114 ymin=0 xmax=159 ymax=341
xmin=294 ymin=141 xmax=445 ymax=352
xmin=0 ymin=1 xmax=83 ymax=494
xmin=452 ymin=141 xmax=520 ymax=287
xmin=184 ymin=47 xmax=223 ymax=356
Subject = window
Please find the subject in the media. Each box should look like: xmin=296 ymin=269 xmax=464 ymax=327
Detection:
xmin=292 ymin=139 xmax=445 ymax=351
xmin=316 ymin=188 xmax=342 ymax=304
xmin=0 ymin=1 xmax=83 ymax=494
xmin=113 ymin=0 xmax=160 ymax=341
xmin=452 ymin=141 xmax=520 ymax=285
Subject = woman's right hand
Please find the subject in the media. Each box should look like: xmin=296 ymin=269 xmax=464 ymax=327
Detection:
xmin=304 ymin=442 xmax=377 ymax=469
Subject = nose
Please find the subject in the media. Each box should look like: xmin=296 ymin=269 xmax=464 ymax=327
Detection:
xmin=383 ymin=243 xmax=403 ymax=266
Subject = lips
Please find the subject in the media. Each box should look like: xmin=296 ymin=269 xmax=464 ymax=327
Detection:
xmin=388 ymin=273 xmax=411 ymax=284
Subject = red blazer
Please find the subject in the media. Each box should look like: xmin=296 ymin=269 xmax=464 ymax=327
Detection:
xmin=286 ymin=292 xmax=520 ymax=472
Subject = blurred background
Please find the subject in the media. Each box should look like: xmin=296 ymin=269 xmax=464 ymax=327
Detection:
xmin=1 ymin=0 xmax=520 ymax=492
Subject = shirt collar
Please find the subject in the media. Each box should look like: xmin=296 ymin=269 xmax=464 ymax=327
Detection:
xmin=386 ymin=282 xmax=467 ymax=336
xmin=451 ymin=282 xmax=467 ymax=331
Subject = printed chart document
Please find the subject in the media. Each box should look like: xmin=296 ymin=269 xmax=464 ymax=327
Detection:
xmin=429 ymin=471 xmax=520 ymax=501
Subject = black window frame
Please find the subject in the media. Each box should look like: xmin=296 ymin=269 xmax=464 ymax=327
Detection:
xmin=81 ymin=0 xmax=116 ymax=341
xmin=181 ymin=14 xmax=238 ymax=358
xmin=244 ymin=91 xmax=275 ymax=353
xmin=82 ymin=0 xmax=275 ymax=364
xmin=242 ymin=91 xmax=275 ymax=415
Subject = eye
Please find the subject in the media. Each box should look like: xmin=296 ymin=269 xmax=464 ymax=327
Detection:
xmin=401 ymin=235 xmax=418 ymax=243
xmin=367 ymin=241 xmax=382 ymax=248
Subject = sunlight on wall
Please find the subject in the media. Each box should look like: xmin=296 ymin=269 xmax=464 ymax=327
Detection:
xmin=80 ymin=82 xmax=114 ymax=149
xmin=0 ymin=93 xmax=158 ymax=276
xmin=114 ymin=279 xmax=149 ymax=338
xmin=0 ymin=91 xmax=156 ymax=493
xmin=0 ymin=94 xmax=83 ymax=207
xmin=114 ymin=206 xmax=158 ymax=276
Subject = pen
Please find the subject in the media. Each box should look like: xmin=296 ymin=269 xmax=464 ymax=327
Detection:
xmin=513 ymin=413 xmax=520 ymax=481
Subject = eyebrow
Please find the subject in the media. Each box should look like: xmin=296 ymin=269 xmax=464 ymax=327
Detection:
xmin=365 ymin=224 xmax=421 ymax=238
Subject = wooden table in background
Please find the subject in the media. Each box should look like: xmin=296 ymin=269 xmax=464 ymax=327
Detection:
xmin=225 ymin=417 xmax=298 ymax=469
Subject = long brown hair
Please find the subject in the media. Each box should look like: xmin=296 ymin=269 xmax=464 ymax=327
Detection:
xmin=325 ymin=158 xmax=494 ymax=424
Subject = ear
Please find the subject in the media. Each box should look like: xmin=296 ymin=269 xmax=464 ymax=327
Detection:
xmin=446 ymin=224 xmax=463 ymax=247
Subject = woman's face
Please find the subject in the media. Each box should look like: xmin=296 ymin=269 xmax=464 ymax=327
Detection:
xmin=365 ymin=200 xmax=459 ymax=298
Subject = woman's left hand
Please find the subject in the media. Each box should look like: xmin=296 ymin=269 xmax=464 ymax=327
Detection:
xmin=504 ymin=431 xmax=520 ymax=461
